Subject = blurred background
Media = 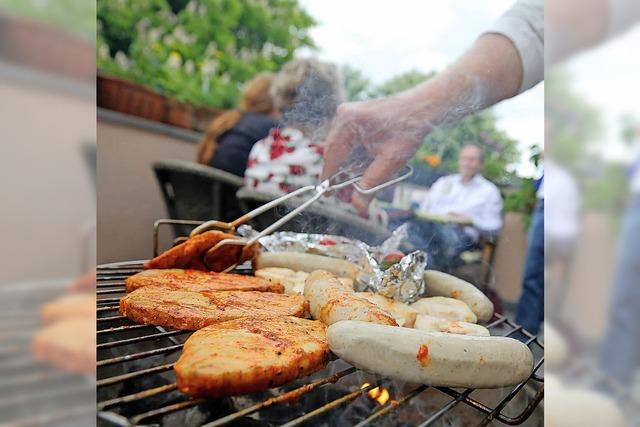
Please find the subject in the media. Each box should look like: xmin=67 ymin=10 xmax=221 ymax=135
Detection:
xmin=96 ymin=0 xmax=542 ymax=317
xmin=544 ymin=1 xmax=640 ymax=425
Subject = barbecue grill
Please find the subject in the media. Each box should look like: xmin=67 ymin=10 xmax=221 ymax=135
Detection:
xmin=0 ymin=280 xmax=95 ymax=427
xmin=97 ymin=259 xmax=544 ymax=427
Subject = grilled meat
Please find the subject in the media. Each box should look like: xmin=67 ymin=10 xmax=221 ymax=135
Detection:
xmin=125 ymin=269 xmax=284 ymax=294
xmin=175 ymin=316 xmax=329 ymax=397
xmin=144 ymin=230 xmax=258 ymax=272
xmin=355 ymin=292 xmax=418 ymax=327
xmin=304 ymin=270 xmax=398 ymax=327
xmin=32 ymin=318 xmax=96 ymax=374
xmin=40 ymin=293 xmax=95 ymax=324
xmin=120 ymin=287 xmax=308 ymax=330
xmin=255 ymin=267 xmax=353 ymax=294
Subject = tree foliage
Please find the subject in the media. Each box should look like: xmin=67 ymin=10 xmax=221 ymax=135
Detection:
xmin=341 ymin=65 xmax=373 ymax=102
xmin=1 ymin=0 xmax=95 ymax=39
xmin=545 ymin=69 xmax=603 ymax=171
xmin=370 ymin=70 xmax=435 ymax=98
xmin=97 ymin=0 xmax=315 ymax=108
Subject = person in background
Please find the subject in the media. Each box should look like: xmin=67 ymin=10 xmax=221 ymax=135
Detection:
xmin=422 ymin=144 xmax=503 ymax=238
xmin=244 ymin=58 xmax=389 ymax=224
xmin=196 ymin=72 xmax=278 ymax=177
xmin=599 ymin=130 xmax=640 ymax=387
xmin=409 ymin=144 xmax=503 ymax=269
xmin=515 ymin=173 xmax=544 ymax=335
xmin=244 ymin=58 xmax=342 ymax=196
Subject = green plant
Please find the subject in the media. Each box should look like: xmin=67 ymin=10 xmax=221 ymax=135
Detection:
xmin=415 ymin=111 xmax=520 ymax=186
xmin=370 ymin=69 xmax=435 ymax=98
xmin=0 ymin=0 xmax=96 ymax=39
xmin=97 ymin=0 xmax=316 ymax=108
xmin=503 ymin=178 xmax=538 ymax=229
xmin=341 ymin=65 xmax=374 ymax=102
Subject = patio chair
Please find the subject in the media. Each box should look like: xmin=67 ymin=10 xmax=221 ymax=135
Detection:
xmin=235 ymin=187 xmax=394 ymax=246
xmin=153 ymin=160 xmax=244 ymax=237
xmin=449 ymin=229 xmax=503 ymax=314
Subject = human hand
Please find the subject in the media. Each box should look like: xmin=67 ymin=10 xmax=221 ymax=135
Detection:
xmin=321 ymin=96 xmax=433 ymax=214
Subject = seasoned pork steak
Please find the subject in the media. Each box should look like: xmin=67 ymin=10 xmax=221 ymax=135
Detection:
xmin=175 ymin=316 xmax=329 ymax=397
xmin=125 ymin=269 xmax=283 ymax=294
xmin=119 ymin=287 xmax=308 ymax=330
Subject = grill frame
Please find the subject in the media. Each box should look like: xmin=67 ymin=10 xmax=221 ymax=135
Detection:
xmin=97 ymin=260 xmax=544 ymax=427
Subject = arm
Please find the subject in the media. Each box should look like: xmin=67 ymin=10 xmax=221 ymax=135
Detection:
xmin=323 ymin=2 xmax=541 ymax=214
xmin=547 ymin=0 xmax=640 ymax=64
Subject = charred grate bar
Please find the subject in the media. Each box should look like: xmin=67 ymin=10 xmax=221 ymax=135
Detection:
xmin=97 ymin=261 xmax=544 ymax=426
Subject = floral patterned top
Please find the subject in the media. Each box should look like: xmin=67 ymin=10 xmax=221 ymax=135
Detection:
xmin=244 ymin=127 xmax=388 ymax=226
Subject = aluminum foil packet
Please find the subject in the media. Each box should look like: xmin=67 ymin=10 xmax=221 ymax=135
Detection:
xmin=256 ymin=223 xmax=427 ymax=303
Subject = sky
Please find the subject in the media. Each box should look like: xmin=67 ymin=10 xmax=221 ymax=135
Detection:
xmin=298 ymin=0 xmax=544 ymax=177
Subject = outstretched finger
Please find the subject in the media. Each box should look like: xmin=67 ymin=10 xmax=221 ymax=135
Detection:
xmin=321 ymin=120 xmax=358 ymax=180
xmin=351 ymin=153 xmax=409 ymax=214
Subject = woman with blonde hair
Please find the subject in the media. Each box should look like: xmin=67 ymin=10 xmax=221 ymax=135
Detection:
xmin=196 ymin=72 xmax=278 ymax=177
xmin=244 ymin=58 xmax=387 ymax=224
xmin=244 ymin=58 xmax=342 ymax=193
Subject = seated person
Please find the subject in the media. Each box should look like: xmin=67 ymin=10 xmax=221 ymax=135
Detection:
xmin=196 ymin=72 xmax=279 ymax=177
xmin=410 ymin=144 xmax=503 ymax=269
xmin=244 ymin=58 xmax=387 ymax=225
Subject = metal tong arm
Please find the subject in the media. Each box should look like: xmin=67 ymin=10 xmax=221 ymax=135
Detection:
xmin=189 ymin=164 xmax=413 ymax=238
xmin=195 ymin=181 xmax=331 ymax=272
xmin=189 ymin=184 xmax=317 ymax=237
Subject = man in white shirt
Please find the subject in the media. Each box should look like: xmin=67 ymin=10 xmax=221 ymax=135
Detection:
xmin=403 ymin=144 xmax=502 ymax=270
xmin=421 ymin=144 xmax=503 ymax=241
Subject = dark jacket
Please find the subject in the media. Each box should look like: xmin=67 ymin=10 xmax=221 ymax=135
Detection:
xmin=210 ymin=112 xmax=278 ymax=177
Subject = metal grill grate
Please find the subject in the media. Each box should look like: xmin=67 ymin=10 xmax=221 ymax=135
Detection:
xmin=97 ymin=261 xmax=544 ymax=427
xmin=0 ymin=281 xmax=95 ymax=427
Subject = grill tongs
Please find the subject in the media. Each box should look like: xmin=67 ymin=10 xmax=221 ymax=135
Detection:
xmin=188 ymin=164 xmax=413 ymax=272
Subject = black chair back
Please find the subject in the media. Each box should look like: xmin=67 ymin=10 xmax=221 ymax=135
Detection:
xmin=153 ymin=160 xmax=244 ymax=237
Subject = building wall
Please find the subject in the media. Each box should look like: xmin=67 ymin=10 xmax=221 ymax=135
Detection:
xmin=0 ymin=74 xmax=95 ymax=284
xmin=97 ymin=110 xmax=199 ymax=264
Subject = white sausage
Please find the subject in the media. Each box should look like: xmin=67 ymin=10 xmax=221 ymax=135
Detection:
xmin=327 ymin=320 xmax=533 ymax=389
xmin=256 ymin=267 xmax=353 ymax=294
xmin=254 ymin=252 xmax=360 ymax=279
xmin=413 ymin=314 xmax=490 ymax=337
xmin=304 ymin=271 xmax=397 ymax=326
xmin=424 ymin=270 xmax=494 ymax=323
xmin=355 ymin=292 xmax=418 ymax=327
xmin=411 ymin=296 xmax=478 ymax=323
